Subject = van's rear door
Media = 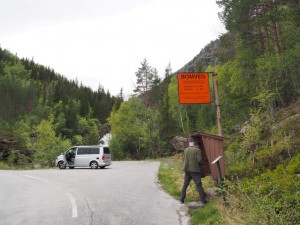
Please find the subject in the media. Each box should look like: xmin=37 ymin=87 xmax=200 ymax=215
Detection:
xmin=103 ymin=147 xmax=111 ymax=164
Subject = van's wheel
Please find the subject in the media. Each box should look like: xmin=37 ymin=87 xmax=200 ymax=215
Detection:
xmin=90 ymin=161 xmax=98 ymax=169
xmin=58 ymin=161 xmax=66 ymax=169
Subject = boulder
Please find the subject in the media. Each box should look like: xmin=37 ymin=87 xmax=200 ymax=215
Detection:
xmin=170 ymin=136 xmax=188 ymax=152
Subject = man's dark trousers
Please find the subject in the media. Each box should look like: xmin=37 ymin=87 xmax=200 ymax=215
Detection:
xmin=180 ymin=171 xmax=206 ymax=203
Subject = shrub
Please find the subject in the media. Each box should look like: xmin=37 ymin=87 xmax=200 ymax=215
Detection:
xmin=225 ymin=165 xmax=300 ymax=225
xmin=0 ymin=161 xmax=10 ymax=169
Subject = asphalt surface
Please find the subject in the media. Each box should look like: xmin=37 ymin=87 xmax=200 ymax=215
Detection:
xmin=0 ymin=161 xmax=189 ymax=225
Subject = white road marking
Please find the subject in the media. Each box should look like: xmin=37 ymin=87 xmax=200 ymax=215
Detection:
xmin=23 ymin=175 xmax=49 ymax=183
xmin=67 ymin=192 xmax=78 ymax=218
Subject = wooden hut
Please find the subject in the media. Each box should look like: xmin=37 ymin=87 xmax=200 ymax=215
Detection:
xmin=189 ymin=132 xmax=227 ymax=181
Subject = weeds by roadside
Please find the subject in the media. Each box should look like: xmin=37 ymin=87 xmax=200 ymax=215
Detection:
xmin=0 ymin=161 xmax=11 ymax=170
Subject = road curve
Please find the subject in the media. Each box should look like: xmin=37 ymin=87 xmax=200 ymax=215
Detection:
xmin=0 ymin=161 xmax=189 ymax=225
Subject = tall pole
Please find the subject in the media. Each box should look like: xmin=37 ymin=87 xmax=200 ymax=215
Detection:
xmin=213 ymin=72 xmax=222 ymax=136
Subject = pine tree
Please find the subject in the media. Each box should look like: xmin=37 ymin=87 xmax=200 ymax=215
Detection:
xmin=164 ymin=62 xmax=172 ymax=78
xmin=134 ymin=59 xmax=156 ymax=106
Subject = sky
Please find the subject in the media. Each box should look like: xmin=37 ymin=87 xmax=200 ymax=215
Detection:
xmin=0 ymin=0 xmax=225 ymax=97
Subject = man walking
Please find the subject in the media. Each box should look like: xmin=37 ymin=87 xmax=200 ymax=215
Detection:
xmin=180 ymin=139 xmax=207 ymax=205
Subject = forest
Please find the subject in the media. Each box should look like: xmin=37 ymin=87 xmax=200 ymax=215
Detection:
xmin=0 ymin=48 xmax=121 ymax=166
xmin=0 ymin=0 xmax=299 ymax=224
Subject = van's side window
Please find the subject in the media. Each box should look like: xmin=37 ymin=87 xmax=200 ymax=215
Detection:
xmin=77 ymin=148 xmax=99 ymax=154
xmin=90 ymin=148 xmax=99 ymax=154
xmin=77 ymin=148 xmax=89 ymax=155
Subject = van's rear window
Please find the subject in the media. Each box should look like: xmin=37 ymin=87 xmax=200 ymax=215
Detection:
xmin=104 ymin=147 xmax=110 ymax=154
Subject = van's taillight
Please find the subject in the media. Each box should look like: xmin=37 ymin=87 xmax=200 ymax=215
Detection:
xmin=102 ymin=155 xmax=104 ymax=160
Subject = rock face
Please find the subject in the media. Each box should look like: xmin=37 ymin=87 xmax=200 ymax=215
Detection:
xmin=178 ymin=39 xmax=220 ymax=73
xmin=0 ymin=137 xmax=16 ymax=159
xmin=0 ymin=137 xmax=35 ymax=160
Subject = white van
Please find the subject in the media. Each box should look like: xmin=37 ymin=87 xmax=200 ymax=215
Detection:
xmin=55 ymin=146 xmax=111 ymax=169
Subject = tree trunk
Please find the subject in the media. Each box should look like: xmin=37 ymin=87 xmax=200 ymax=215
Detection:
xmin=271 ymin=21 xmax=281 ymax=54
xmin=268 ymin=0 xmax=282 ymax=54
xmin=178 ymin=104 xmax=185 ymax=133
xmin=264 ymin=26 xmax=271 ymax=53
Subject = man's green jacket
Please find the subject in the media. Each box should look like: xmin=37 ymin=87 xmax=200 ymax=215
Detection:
xmin=182 ymin=146 xmax=203 ymax=173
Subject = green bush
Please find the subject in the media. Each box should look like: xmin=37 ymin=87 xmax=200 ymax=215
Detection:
xmin=0 ymin=161 xmax=10 ymax=169
xmin=225 ymin=164 xmax=300 ymax=225
xmin=286 ymin=153 xmax=300 ymax=174
xmin=109 ymin=134 xmax=129 ymax=160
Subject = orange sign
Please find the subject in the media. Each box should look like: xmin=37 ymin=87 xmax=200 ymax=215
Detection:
xmin=177 ymin=72 xmax=210 ymax=104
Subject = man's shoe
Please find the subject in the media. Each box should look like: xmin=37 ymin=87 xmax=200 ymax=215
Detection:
xmin=180 ymin=199 xmax=184 ymax=204
xmin=201 ymin=200 xmax=208 ymax=204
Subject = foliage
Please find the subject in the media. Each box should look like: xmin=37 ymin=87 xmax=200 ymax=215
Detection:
xmin=26 ymin=116 xmax=71 ymax=167
xmin=224 ymin=164 xmax=300 ymax=225
xmin=13 ymin=118 xmax=32 ymax=148
xmin=224 ymin=100 xmax=300 ymax=224
xmin=109 ymin=134 xmax=129 ymax=160
xmin=0 ymin=73 xmax=36 ymax=121
xmin=133 ymin=58 xmax=159 ymax=106
xmin=0 ymin=46 xmax=115 ymax=126
xmin=108 ymin=97 xmax=161 ymax=159
xmin=0 ymin=47 xmax=117 ymax=167
xmin=0 ymin=161 xmax=10 ymax=170
xmin=76 ymin=115 xmax=99 ymax=145
xmin=72 ymin=135 xmax=83 ymax=146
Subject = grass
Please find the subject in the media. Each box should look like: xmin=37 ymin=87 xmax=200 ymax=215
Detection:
xmin=158 ymin=155 xmax=225 ymax=225
xmin=189 ymin=199 xmax=222 ymax=225
xmin=158 ymin=155 xmax=183 ymax=198
xmin=0 ymin=161 xmax=54 ymax=170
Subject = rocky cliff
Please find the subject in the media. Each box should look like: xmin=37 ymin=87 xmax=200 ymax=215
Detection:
xmin=178 ymin=39 xmax=220 ymax=72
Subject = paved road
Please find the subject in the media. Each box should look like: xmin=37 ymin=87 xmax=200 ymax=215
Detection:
xmin=0 ymin=161 xmax=189 ymax=225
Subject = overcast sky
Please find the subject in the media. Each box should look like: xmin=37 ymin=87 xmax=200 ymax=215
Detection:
xmin=0 ymin=0 xmax=225 ymax=96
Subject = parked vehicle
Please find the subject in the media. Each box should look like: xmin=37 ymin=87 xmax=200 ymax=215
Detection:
xmin=55 ymin=145 xmax=111 ymax=169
